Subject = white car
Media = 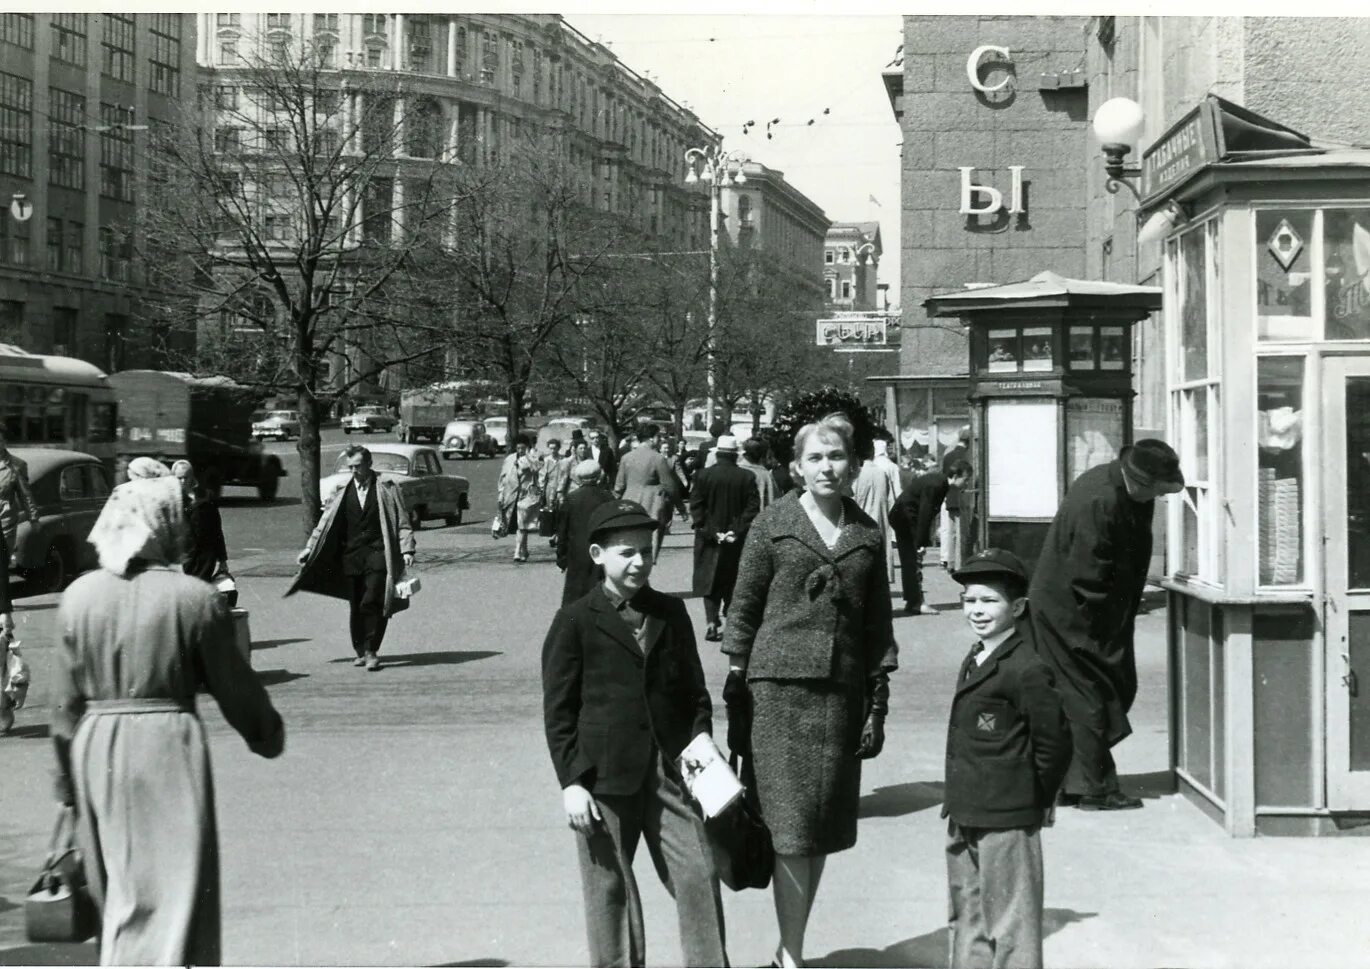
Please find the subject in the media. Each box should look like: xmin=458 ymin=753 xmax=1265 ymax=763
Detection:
xmin=319 ymin=443 xmax=470 ymax=529
xmin=484 ymin=415 xmax=509 ymax=452
xmin=252 ymin=409 xmax=300 ymax=441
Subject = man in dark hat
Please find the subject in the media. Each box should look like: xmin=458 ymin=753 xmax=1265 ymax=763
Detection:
xmin=1027 ymin=439 xmax=1184 ymax=811
xmin=688 ymin=435 xmax=761 ymax=641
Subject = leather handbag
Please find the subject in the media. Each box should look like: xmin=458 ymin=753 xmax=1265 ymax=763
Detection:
xmin=25 ymin=807 xmax=98 ymax=943
xmin=538 ymin=506 xmax=556 ymax=537
xmin=705 ymin=754 xmax=775 ymax=891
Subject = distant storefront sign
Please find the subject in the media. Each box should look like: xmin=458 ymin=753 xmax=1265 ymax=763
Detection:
xmin=1141 ymin=101 xmax=1221 ymax=203
xmin=817 ymin=316 xmax=888 ymax=347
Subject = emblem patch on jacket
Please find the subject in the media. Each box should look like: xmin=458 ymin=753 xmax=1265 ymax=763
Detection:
xmin=977 ymin=712 xmax=997 ymax=732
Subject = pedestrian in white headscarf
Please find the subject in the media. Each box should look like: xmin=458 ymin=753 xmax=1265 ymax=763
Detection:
xmin=53 ymin=475 xmax=284 ymax=965
xmin=125 ymin=456 xmax=171 ymax=480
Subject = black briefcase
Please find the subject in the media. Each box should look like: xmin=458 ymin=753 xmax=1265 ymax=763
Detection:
xmin=538 ymin=507 xmax=556 ymax=537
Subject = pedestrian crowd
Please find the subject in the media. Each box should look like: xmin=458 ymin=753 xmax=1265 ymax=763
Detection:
xmin=0 ymin=409 xmax=1185 ymax=969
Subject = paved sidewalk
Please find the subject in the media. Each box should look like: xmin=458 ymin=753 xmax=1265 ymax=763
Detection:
xmin=1 ymin=538 xmax=1368 ymax=967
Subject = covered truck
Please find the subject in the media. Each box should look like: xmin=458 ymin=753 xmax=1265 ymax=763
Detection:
xmin=108 ymin=370 xmax=286 ymax=500
xmin=397 ymin=386 xmax=463 ymax=444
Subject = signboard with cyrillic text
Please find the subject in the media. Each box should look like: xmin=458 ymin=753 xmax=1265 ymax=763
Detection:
xmin=1140 ymin=100 xmax=1221 ymax=204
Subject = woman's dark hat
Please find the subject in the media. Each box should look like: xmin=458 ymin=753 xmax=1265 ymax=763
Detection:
xmin=951 ymin=548 xmax=1030 ymax=587
xmin=1122 ymin=439 xmax=1184 ymax=489
xmin=588 ymin=500 xmax=658 ymax=542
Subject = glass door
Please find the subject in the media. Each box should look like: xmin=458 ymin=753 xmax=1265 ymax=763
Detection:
xmin=1323 ymin=357 xmax=1370 ymax=806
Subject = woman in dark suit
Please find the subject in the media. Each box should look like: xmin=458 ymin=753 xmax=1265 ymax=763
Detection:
xmin=721 ymin=414 xmax=898 ymax=968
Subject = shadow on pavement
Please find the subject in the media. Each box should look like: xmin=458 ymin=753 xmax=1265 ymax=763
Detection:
xmin=252 ymin=638 xmax=311 ymax=651
xmin=0 ymin=942 xmax=99 ymax=966
xmin=859 ymin=780 xmax=945 ymax=819
xmin=3 ymin=722 xmax=50 ymax=740
xmin=219 ymin=495 xmax=301 ymax=508
xmin=811 ymin=908 xmax=1097 ymax=968
xmin=428 ymin=960 xmax=510 ymax=968
xmin=370 ymin=650 xmax=502 ymax=668
xmin=1118 ymin=769 xmax=1176 ymax=800
xmin=256 ymin=669 xmax=310 ymax=687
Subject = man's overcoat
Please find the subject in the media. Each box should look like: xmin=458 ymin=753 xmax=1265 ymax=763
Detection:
xmin=688 ymin=460 xmax=761 ymax=597
xmin=286 ymin=477 xmax=416 ymax=618
xmin=1027 ymin=459 xmax=1154 ymax=747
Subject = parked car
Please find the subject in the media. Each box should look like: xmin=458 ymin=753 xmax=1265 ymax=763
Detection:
xmin=342 ymin=405 xmax=398 ymax=435
xmin=7 ymin=448 xmax=112 ymax=592
xmin=536 ymin=416 xmax=597 ymax=454
xmin=319 ymin=443 xmax=470 ymax=529
xmin=484 ymin=416 xmax=509 ymax=452
xmin=441 ymin=418 xmax=496 ymax=460
xmin=251 ymin=409 xmax=301 ymax=441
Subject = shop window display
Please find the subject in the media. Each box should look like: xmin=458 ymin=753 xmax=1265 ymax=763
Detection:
xmin=987 ymin=328 xmax=1019 ymax=372
xmin=1065 ymin=398 xmax=1123 ymax=484
xmin=1069 ymin=326 xmax=1095 ymax=369
xmin=1324 ymin=208 xmax=1370 ymax=341
xmin=1256 ymin=209 xmax=1314 ymax=340
xmin=1022 ymin=327 xmax=1053 ymax=371
xmin=1257 ymin=357 xmax=1304 ymax=586
xmin=1100 ymin=326 xmax=1127 ymax=370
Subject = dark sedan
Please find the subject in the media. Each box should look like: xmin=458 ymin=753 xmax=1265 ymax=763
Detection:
xmin=8 ymin=448 xmax=112 ymax=592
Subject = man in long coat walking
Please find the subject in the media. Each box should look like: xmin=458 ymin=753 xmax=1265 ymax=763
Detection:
xmin=855 ymin=438 xmax=902 ymax=583
xmin=1028 ymin=439 xmax=1183 ymax=810
xmin=689 ymin=435 xmax=760 ymax=642
xmin=556 ymin=460 xmax=616 ymax=605
xmin=614 ymin=422 xmax=683 ymax=563
xmin=290 ymin=445 xmax=415 ymax=671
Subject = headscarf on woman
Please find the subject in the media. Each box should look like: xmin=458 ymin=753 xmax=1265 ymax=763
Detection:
xmin=87 ymin=476 xmax=186 ymax=576
xmin=126 ymin=456 xmax=171 ymax=480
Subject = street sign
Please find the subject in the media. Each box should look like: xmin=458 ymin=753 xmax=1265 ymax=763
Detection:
xmin=9 ymin=195 xmax=33 ymax=222
xmin=817 ymin=316 xmax=889 ymax=347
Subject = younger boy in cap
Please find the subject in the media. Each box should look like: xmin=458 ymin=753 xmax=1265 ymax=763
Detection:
xmin=541 ymin=499 xmax=727 ymax=968
xmin=943 ymin=549 xmax=1072 ymax=969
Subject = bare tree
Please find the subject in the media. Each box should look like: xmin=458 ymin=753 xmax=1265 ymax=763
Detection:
xmin=442 ymin=131 xmax=655 ymax=438
xmin=138 ymin=39 xmax=468 ymax=534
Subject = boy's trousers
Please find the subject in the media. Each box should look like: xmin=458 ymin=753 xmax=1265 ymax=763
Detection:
xmin=946 ymin=820 xmax=1043 ymax=969
xmin=575 ymin=753 xmax=727 ymax=968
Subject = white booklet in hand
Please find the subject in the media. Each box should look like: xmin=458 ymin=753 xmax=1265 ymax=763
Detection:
xmin=676 ymin=733 xmax=744 ymax=819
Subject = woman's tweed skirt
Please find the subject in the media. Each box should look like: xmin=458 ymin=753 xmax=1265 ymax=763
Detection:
xmin=749 ymin=676 xmax=867 ymax=856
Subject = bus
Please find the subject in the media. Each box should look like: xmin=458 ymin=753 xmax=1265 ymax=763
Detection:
xmin=0 ymin=344 xmax=118 ymax=465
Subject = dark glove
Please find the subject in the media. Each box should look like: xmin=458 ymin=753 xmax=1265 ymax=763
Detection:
xmin=856 ymin=671 xmax=890 ymax=759
xmin=855 ymin=713 xmax=885 ymax=759
xmin=723 ymin=670 xmax=752 ymax=758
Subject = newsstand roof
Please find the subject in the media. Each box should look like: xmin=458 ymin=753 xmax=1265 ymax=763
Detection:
xmin=923 ymin=272 xmax=1162 ymax=316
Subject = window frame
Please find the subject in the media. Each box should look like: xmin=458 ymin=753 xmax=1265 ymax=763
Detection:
xmin=149 ymin=15 xmax=182 ymax=97
xmin=48 ymin=87 xmax=86 ymax=190
xmin=99 ymin=102 xmax=135 ymax=202
xmin=51 ymin=14 xmax=88 ymax=67
xmin=1 ymin=13 xmax=34 ymax=49
xmin=0 ymin=70 xmax=33 ymax=178
xmin=101 ymin=13 xmax=135 ymax=82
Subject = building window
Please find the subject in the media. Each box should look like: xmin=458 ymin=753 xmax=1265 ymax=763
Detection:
xmin=532 ymin=47 xmax=542 ymax=103
xmin=99 ymin=227 xmax=130 ymax=282
xmin=1 ymin=13 xmax=34 ymax=49
xmin=266 ymin=13 xmax=292 ymax=32
xmin=65 ymin=220 xmax=83 ymax=274
xmin=214 ymin=85 xmax=237 ymax=110
xmin=480 ymin=30 xmax=497 ymax=84
xmin=408 ymin=17 xmax=431 ymax=72
xmin=51 ymin=14 xmax=88 ymax=67
xmin=312 ymin=14 xmax=337 ymax=67
xmin=0 ymin=71 xmax=32 ymax=178
xmin=0 ymin=300 xmax=22 ymax=344
xmin=104 ymin=313 xmax=127 ymax=372
xmin=99 ymin=103 xmax=135 ymax=201
xmin=263 ymin=214 xmax=287 ymax=241
xmin=49 ymin=88 xmax=86 ymax=190
xmin=149 ymin=15 xmax=182 ymax=96
xmin=365 ymin=46 xmax=383 ymax=68
xmin=738 ymin=194 xmax=752 ymax=225
xmin=264 ymin=127 xmax=290 ymax=152
xmin=314 ymin=13 xmax=338 ymax=33
xmin=362 ymin=14 xmax=387 ymax=37
xmin=217 ymin=14 xmax=240 ymax=29
xmin=841 ymin=280 xmax=852 ymax=299
xmin=454 ymin=25 xmax=466 ymax=77
xmin=214 ymin=126 xmax=241 ymax=153
xmin=52 ymin=308 xmax=77 ymax=357
xmin=825 ymin=249 xmax=834 ymax=265
xmin=405 ymin=97 xmax=442 ymax=158
xmin=828 ymin=277 xmax=836 ymax=300
xmin=0 ymin=215 xmax=29 ymax=266
xmin=219 ymin=40 xmax=239 ymax=66
xmin=46 ymin=217 xmax=62 ymax=270
xmin=102 ymin=14 xmax=135 ymax=81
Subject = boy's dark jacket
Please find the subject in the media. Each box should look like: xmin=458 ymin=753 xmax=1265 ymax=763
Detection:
xmin=542 ymin=584 xmax=713 ymax=796
xmin=943 ymin=618 xmax=1072 ymax=828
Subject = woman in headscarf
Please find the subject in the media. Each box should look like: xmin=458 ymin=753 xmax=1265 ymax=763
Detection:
xmin=126 ymin=456 xmax=171 ymax=480
xmin=497 ymin=432 xmax=543 ymax=563
xmin=51 ymin=475 xmax=284 ymax=966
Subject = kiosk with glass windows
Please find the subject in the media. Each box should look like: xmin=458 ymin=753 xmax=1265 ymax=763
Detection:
xmin=1136 ymin=96 xmax=1370 ymax=835
xmin=922 ymin=273 xmax=1161 ymax=569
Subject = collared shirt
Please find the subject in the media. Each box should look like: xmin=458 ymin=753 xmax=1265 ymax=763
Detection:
xmin=602 ymin=584 xmax=648 ymax=654
xmin=352 ymin=474 xmax=372 ymax=509
xmin=972 ymin=625 xmax=1017 ymax=667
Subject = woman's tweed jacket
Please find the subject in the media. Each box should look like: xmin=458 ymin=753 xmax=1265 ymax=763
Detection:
xmin=722 ymin=491 xmax=898 ymax=686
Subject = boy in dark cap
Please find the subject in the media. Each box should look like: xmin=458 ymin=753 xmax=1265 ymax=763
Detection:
xmin=541 ymin=500 xmax=727 ymax=967
xmin=944 ymin=549 xmax=1071 ymax=969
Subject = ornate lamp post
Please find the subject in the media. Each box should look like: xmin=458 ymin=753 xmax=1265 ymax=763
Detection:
xmin=684 ymin=144 xmax=750 ymax=428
